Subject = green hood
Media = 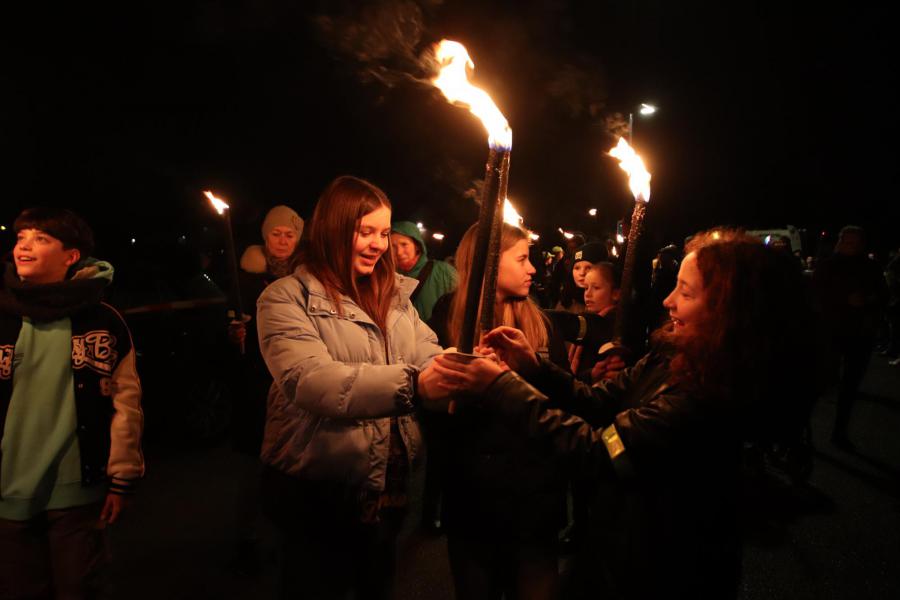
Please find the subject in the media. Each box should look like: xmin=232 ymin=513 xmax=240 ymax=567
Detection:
xmin=70 ymin=258 xmax=115 ymax=284
xmin=391 ymin=221 xmax=428 ymax=260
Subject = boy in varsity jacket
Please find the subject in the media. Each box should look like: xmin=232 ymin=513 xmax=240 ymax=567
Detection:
xmin=0 ymin=207 xmax=144 ymax=598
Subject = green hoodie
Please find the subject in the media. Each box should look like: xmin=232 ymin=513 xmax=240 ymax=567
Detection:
xmin=0 ymin=260 xmax=114 ymax=520
xmin=391 ymin=222 xmax=458 ymax=322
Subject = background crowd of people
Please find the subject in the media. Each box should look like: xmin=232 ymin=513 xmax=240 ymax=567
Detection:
xmin=1 ymin=187 xmax=898 ymax=599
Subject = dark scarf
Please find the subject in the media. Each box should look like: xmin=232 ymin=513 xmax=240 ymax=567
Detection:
xmin=0 ymin=263 xmax=107 ymax=322
xmin=264 ymin=248 xmax=293 ymax=279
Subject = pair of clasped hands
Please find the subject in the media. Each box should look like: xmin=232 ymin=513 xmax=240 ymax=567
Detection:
xmin=418 ymin=326 xmax=626 ymax=411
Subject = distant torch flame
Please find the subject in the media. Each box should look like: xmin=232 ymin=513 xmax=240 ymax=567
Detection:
xmin=503 ymin=198 xmax=523 ymax=227
xmin=203 ymin=191 xmax=229 ymax=215
xmin=432 ymin=40 xmax=512 ymax=150
xmin=608 ymin=137 xmax=651 ymax=203
xmin=558 ymin=228 xmax=574 ymax=240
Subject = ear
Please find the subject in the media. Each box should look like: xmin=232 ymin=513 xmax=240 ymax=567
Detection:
xmin=64 ymin=248 xmax=81 ymax=268
xmin=612 ymin=289 xmax=621 ymax=303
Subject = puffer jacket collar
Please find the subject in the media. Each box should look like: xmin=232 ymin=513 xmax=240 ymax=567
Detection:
xmin=293 ymin=266 xmax=418 ymax=330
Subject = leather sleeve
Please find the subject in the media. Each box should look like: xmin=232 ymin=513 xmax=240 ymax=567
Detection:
xmin=524 ymin=354 xmax=648 ymax=428
xmin=483 ymin=371 xmax=618 ymax=479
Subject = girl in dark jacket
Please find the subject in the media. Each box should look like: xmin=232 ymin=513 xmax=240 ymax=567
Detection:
xmin=429 ymin=222 xmax=568 ymax=600
xmin=430 ymin=229 xmax=817 ymax=600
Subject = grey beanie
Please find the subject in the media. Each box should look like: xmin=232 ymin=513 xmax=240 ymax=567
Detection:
xmin=261 ymin=205 xmax=303 ymax=240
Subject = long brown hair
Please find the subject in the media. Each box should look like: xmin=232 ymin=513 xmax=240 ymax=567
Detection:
xmin=658 ymin=229 xmax=817 ymax=411
xmin=295 ymin=175 xmax=396 ymax=334
xmin=447 ymin=223 xmax=549 ymax=350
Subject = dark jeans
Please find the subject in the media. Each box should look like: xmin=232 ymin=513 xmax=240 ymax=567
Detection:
xmin=261 ymin=467 xmax=404 ymax=600
xmin=0 ymin=502 xmax=107 ymax=600
xmin=446 ymin=533 xmax=559 ymax=600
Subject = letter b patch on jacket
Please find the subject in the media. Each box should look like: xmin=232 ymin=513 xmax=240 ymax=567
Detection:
xmin=72 ymin=331 xmax=118 ymax=375
xmin=0 ymin=345 xmax=13 ymax=380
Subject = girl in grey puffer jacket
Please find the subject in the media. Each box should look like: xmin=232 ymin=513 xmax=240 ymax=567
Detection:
xmin=257 ymin=176 xmax=444 ymax=600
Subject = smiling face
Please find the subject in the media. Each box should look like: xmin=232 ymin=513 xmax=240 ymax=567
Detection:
xmin=583 ymin=267 xmax=619 ymax=314
xmin=352 ymin=205 xmax=392 ymax=279
xmin=390 ymin=232 xmax=420 ymax=272
xmin=497 ymin=239 xmax=536 ymax=301
xmin=265 ymin=225 xmax=299 ymax=260
xmin=662 ymin=252 xmax=708 ymax=341
xmin=572 ymin=260 xmax=592 ymax=288
xmin=14 ymin=228 xmax=81 ymax=284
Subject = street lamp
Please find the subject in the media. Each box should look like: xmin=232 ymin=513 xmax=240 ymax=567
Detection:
xmin=588 ymin=208 xmax=598 ymax=217
xmin=628 ymin=102 xmax=658 ymax=144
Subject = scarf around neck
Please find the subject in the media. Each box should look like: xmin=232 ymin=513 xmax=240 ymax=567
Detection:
xmin=0 ymin=262 xmax=109 ymax=322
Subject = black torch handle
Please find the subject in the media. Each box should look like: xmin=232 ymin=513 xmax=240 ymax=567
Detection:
xmin=459 ymin=149 xmax=501 ymax=353
xmin=612 ymin=201 xmax=646 ymax=345
xmin=478 ymin=150 xmax=511 ymax=337
xmin=223 ymin=211 xmax=246 ymax=355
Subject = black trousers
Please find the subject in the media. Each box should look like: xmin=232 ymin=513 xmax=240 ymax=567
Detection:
xmin=834 ymin=335 xmax=874 ymax=438
xmin=261 ymin=467 xmax=404 ymax=600
xmin=0 ymin=502 xmax=108 ymax=600
xmin=446 ymin=532 xmax=559 ymax=600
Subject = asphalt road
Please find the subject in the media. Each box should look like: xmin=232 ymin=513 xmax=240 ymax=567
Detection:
xmin=106 ymin=353 xmax=900 ymax=599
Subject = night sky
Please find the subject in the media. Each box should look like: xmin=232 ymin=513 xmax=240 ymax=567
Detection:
xmin=2 ymin=1 xmax=897 ymax=264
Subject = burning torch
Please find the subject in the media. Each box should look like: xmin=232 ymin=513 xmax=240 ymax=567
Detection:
xmin=204 ymin=190 xmax=246 ymax=354
xmin=432 ymin=39 xmax=513 ymax=353
xmin=600 ymin=137 xmax=651 ymax=355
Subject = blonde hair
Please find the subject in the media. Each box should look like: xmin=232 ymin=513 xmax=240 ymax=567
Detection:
xmin=447 ymin=223 xmax=549 ymax=350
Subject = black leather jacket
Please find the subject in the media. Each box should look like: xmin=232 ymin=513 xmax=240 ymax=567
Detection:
xmin=427 ymin=293 xmax=570 ymax=542
xmin=483 ymin=350 xmax=742 ymax=599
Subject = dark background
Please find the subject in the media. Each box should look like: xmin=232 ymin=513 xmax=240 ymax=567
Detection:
xmin=2 ymin=0 xmax=897 ymax=265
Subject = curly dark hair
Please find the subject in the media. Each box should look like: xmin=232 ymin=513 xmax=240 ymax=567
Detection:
xmin=657 ymin=229 xmax=818 ymax=432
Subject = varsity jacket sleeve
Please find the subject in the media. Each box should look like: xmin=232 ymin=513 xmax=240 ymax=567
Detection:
xmin=104 ymin=304 xmax=145 ymax=495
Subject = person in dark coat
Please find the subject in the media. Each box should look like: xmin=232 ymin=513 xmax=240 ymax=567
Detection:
xmin=430 ymin=229 xmax=818 ymax=600
xmin=226 ymin=204 xmax=303 ymax=574
xmin=550 ymin=235 xmax=585 ymax=311
xmin=812 ymin=225 xmax=888 ymax=448
xmin=428 ymin=222 xmax=568 ymax=600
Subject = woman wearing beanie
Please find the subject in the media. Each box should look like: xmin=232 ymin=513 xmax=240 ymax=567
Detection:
xmin=226 ymin=204 xmax=303 ymax=575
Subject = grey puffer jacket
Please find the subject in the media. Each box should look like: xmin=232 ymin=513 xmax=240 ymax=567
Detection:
xmin=257 ymin=266 xmax=441 ymax=492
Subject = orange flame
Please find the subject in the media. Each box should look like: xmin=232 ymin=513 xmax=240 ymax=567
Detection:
xmin=203 ymin=191 xmax=229 ymax=215
xmin=432 ymin=40 xmax=512 ymax=150
xmin=608 ymin=137 xmax=651 ymax=203
xmin=503 ymin=198 xmax=524 ymax=227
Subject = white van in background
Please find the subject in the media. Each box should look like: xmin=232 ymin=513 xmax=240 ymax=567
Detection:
xmin=746 ymin=225 xmax=804 ymax=254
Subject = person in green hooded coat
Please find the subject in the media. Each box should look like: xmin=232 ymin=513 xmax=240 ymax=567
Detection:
xmin=390 ymin=221 xmax=458 ymax=322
